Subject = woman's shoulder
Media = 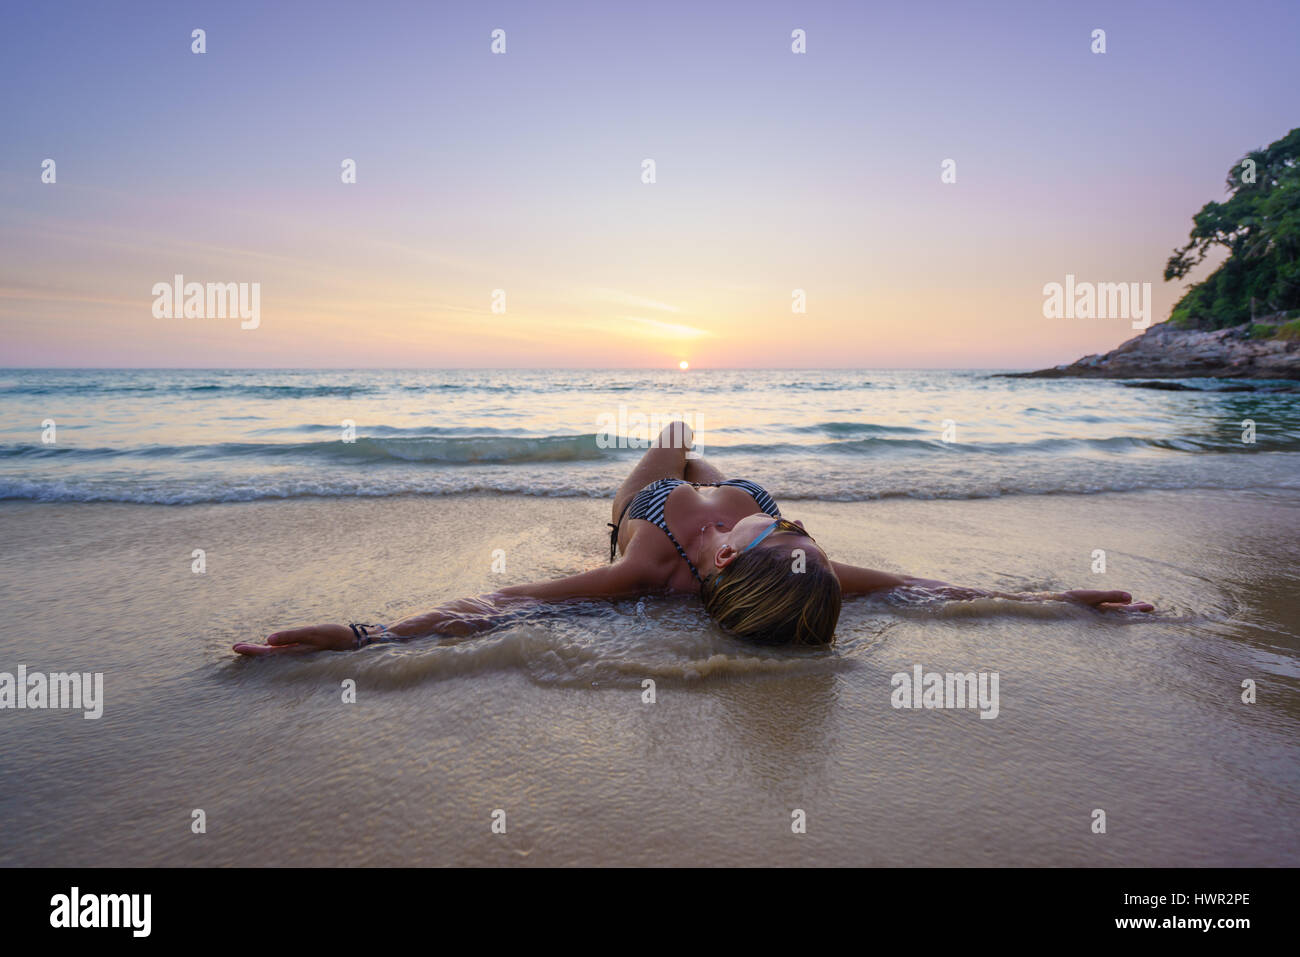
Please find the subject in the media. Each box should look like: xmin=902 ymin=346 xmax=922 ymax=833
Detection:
xmin=618 ymin=524 xmax=686 ymax=582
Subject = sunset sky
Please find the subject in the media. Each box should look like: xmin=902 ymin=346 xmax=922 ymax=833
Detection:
xmin=2 ymin=0 xmax=1297 ymax=369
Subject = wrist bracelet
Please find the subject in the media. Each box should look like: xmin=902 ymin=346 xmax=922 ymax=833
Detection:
xmin=348 ymin=622 xmax=390 ymax=649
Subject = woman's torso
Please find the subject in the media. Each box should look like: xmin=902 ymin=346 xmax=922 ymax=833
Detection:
xmin=615 ymin=478 xmax=781 ymax=592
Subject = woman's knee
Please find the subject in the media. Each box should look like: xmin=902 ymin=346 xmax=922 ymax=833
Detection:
xmin=656 ymin=420 xmax=693 ymax=450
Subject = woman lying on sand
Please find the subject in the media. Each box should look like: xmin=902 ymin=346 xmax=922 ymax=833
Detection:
xmin=234 ymin=421 xmax=1153 ymax=656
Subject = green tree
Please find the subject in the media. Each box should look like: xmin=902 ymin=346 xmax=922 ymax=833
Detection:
xmin=1165 ymin=127 xmax=1300 ymax=329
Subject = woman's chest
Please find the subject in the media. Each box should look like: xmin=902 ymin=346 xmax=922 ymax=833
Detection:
xmin=663 ymin=483 xmax=761 ymax=532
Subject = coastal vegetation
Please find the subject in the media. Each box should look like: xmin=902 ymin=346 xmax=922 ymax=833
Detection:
xmin=1166 ymin=127 xmax=1300 ymax=333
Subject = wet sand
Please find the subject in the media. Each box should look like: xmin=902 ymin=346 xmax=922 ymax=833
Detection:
xmin=1 ymin=489 xmax=1297 ymax=865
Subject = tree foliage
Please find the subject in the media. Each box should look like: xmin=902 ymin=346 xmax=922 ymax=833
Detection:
xmin=1165 ymin=127 xmax=1300 ymax=329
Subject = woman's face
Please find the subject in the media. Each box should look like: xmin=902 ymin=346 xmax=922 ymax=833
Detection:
xmin=697 ymin=513 xmax=823 ymax=573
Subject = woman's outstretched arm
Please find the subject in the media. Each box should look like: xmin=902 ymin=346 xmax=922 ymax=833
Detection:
xmin=233 ymin=559 xmax=662 ymax=656
xmin=830 ymin=561 xmax=1154 ymax=612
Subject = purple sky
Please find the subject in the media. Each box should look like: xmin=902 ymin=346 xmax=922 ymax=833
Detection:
xmin=2 ymin=0 xmax=1297 ymax=367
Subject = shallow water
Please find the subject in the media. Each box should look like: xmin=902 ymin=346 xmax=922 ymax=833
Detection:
xmin=1 ymin=489 xmax=1296 ymax=866
xmin=3 ymin=368 xmax=1299 ymax=503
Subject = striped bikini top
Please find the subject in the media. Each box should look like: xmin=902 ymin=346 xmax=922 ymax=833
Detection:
xmin=615 ymin=478 xmax=781 ymax=583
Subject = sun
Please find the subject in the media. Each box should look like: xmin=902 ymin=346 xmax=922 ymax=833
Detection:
xmin=678 ymin=360 xmax=689 ymax=370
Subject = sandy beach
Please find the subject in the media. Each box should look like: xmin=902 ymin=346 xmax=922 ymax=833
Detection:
xmin=2 ymin=487 xmax=1296 ymax=866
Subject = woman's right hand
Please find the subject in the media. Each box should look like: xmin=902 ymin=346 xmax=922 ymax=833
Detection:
xmin=233 ymin=624 xmax=356 ymax=656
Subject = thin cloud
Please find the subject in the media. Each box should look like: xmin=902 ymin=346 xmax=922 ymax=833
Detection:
xmin=586 ymin=287 xmax=683 ymax=313
xmin=607 ymin=315 xmax=713 ymax=338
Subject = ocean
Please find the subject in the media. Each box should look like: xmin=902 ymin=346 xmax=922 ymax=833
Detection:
xmin=3 ymin=368 xmax=1299 ymax=504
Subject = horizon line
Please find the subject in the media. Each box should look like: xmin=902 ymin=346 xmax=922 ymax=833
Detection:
xmin=0 ymin=365 xmax=1034 ymax=372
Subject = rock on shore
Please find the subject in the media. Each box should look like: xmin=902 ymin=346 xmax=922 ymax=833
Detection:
xmin=1005 ymin=320 xmax=1300 ymax=380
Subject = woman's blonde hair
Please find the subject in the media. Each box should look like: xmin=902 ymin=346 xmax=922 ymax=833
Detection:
xmin=700 ymin=544 xmax=841 ymax=646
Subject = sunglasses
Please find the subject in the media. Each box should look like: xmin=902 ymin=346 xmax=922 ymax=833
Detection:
xmin=741 ymin=518 xmax=813 ymax=552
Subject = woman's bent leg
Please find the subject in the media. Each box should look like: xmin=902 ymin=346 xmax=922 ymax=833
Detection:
xmin=610 ymin=421 xmax=694 ymax=524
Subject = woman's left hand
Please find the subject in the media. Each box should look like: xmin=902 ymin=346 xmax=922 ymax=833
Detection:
xmin=1062 ymin=589 xmax=1155 ymax=613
